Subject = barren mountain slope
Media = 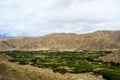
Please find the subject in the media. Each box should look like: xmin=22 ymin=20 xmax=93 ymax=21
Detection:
xmin=0 ymin=30 xmax=120 ymax=51
xmin=0 ymin=54 xmax=11 ymax=61
xmin=98 ymin=50 xmax=120 ymax=63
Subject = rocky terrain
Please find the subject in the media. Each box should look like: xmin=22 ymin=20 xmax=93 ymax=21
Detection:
xmin=0 ymin=30 xmax=120 ymax=51
xmin=99 ymin=50 xmax=120 ymax=63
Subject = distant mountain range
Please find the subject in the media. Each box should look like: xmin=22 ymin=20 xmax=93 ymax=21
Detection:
xmin=0 ymin=30 xmax=120 ymax=51
xmin=0 ymin=34 xmax=13 ymax=38
xmin=0 ymin=34 xmax=7 ymax=38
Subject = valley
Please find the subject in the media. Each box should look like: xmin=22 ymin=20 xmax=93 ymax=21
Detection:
xmin=0 ymin=30 xmax=120 ymax=80
xmin=0 ymin=50 xmax=120 ymax=80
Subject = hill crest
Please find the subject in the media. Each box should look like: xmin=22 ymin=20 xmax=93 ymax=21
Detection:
xmin=0 ymin=30 xmax=120 ymax=51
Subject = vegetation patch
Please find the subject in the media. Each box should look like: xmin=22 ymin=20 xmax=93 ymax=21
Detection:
xmin=0 ymin=50 xmax=119 ymax=80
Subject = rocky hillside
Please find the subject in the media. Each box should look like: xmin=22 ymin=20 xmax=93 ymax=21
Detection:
xmin=0 ymin=30 xmax=120 ymax=51
xmin=0 ymin=54 xmax=11 ymax=61
xmin=98 ymin=50 xmax=120 ymax=63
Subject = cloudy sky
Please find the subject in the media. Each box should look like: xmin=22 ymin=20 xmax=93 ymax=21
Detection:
xmin=0 ymin=0 xmax=120 ymax=37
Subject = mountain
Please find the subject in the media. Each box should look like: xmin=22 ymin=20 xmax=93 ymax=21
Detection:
xmin=0 ymin=30 xmax=120 ymax=51
xmin=0 ymin=34 xmax=14 ymax=38
xmin=0 ymin=34 xmax=8 ymax=38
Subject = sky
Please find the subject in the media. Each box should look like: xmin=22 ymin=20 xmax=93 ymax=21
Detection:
xmin=0 ymin=0 xmax=120 ymax=37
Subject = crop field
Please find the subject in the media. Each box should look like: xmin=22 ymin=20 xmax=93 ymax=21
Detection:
xmin=0 ymin=50 xmax=120 ymax=80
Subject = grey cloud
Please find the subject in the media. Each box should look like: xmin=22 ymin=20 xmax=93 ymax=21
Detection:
xmin=0 ymin=0 xmax=120 ymax=37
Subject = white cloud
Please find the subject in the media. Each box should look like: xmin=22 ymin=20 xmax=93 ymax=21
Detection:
xmin=0 ymin=0 xmax=120 ymax=37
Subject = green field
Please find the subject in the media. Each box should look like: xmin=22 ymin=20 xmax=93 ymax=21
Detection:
xmin=0 ymin=50 xmax=120 ymax=80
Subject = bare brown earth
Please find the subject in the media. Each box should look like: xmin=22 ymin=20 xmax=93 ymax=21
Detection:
xmin=98 ymin=50 xmax=120 ymax=63
xmin=0 ymin=30 xmax=120 ymax=51
xmin=0 ymin=61 xmax=105 ymax=80
xmin=0 ymin=54 xmax=11 ymax=61
xmin=0 ymin=54 xmax=105 ymax=80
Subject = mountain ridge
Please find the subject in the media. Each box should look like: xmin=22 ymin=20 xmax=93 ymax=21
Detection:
xmin=0 ymin=30 xmax=120 ymax=51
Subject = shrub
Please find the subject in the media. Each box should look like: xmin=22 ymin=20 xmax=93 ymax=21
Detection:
xmin=98 ymin=69 xmax=120 ymax=80
xmin=8 ymin=59 xmax=18 ymax=62
xmin=73 ymin=63 xmax=93 ymax=73
xmin=53 ymin=68 xmax=67 ymax=74
xmin=19 ymin=60 xmax=29 ymax=65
